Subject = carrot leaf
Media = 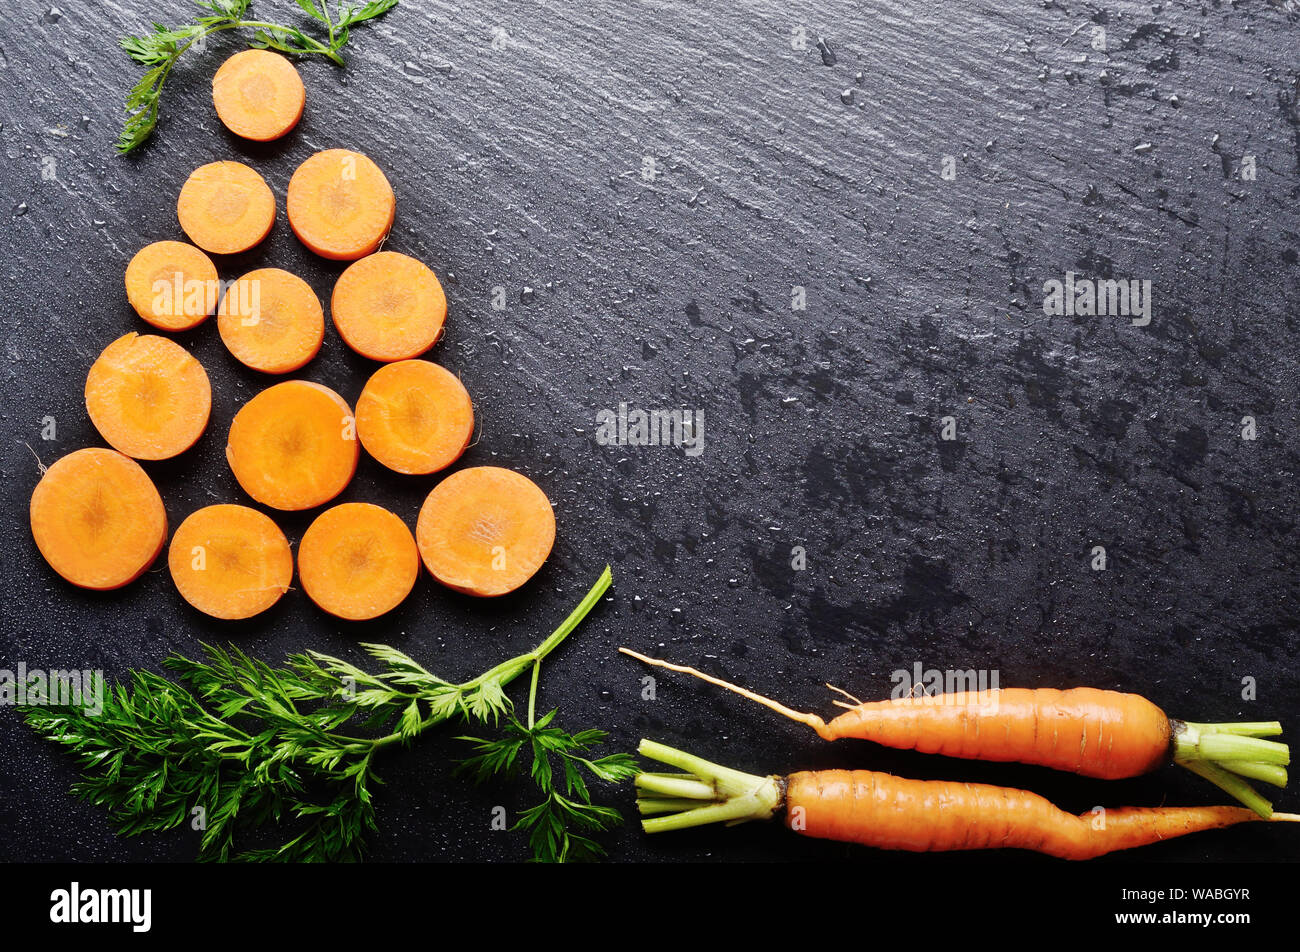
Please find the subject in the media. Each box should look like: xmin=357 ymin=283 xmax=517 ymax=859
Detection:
xmin=115 ymin=0 xmax=400 ymax=154
xmin=22 ymin=567 xmax=615 ymax=861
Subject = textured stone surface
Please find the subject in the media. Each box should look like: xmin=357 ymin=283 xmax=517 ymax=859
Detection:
xmin=0 ymin=0 xmax=1297 ymax=862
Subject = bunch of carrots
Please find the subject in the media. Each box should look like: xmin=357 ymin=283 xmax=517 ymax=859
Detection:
xmin=30 ymin=49 xmax=557 ymax=620
xmin=623 ymin=650 xmax=1296 ymax=859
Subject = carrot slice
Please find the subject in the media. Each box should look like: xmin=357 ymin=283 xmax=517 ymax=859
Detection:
xmin=298 ymin=502 xmax=419 ymax=620
xmin=124 ymin=240 xmax=219 ymax=331
xmin=29 ymin=447 xmax=167 ymax=590
xmin=177 ymin=160 xmax=276 ymax=255
xmin=416 ymin=466 xmax=556 ymax=597
xmin=331 ymin=251 xmax=446 ymax=360
xmin=217 ymin=268 xmax=324 ymax=374
xmin=85 ymin=332 xmax=212 ymax=460
xmin=211 ymin=49 xmax=305 ymax=142
xmin=286 ymin=149 xmax=395 ymax=260
xmin=226 ymin=380 xmax=359 ymax=511
xmin=356 ymin=360 xmax=473 ymax=474
xmin=167 ymin=504 xmax=292 ymax=619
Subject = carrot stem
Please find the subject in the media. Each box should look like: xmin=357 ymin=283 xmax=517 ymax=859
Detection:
xmin=1172 ymin=720 xmax=1291 ymax=816
xmin=1216 ymin=761 xmax=1288 ymax=788
xmin=635 ymin=739 xmax=783 ymax=833
xmin=1179 ymin=760 xmax=1275 ymax=819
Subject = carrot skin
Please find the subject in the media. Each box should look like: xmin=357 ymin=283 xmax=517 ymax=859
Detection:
xmin=824 ymin=687 xmax=1172 ymax=779
xmin=786 ymin=769 xmax=1264 ymax=859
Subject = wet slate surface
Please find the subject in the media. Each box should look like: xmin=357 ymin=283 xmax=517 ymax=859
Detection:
xmin=1 ymin=0 xmax=1298 ymax=863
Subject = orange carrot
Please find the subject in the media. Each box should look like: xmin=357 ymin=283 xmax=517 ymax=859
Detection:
xmin=85 ymin=332 xmax=212 ymax=460
xmin=286 ymin=149 xmax=395 ymax=260
xmin=177 ymin=160 xmax=276 ymax=255
xmin=29 ymin=447 xmax=167 ymax=590
xmin=211 ymin=49 xmax=305 ymax=142
xmin=635 ymin=740 xmax=1300 ymax=860
xmin=620 ymin=650 xmax=1292 ymax=816
xmin=124 ymin=240 xmax=219 ymax=331
xmin=297 ymin=502 xmax=419 ymax=620
xmin=330 ymin=251 xmax=446 ymax=361
xmin=355 ymin=360 xmax=473 ymax=474
xmin=415 ymin=466 xmax=555 ymax=597
xmin=167 ymin=504 xmax=293 ymax=619
xmin=217 ymin=268 xmax=325 ymax=374
xmin=225 ymin=380 xmax=359 ymax=511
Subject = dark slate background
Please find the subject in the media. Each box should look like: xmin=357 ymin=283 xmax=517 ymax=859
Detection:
xmin=0 ymin=0 xmax=1297 ymax=864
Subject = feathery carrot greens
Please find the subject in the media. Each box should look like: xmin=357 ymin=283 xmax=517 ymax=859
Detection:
xmin=457 ymin=656 xmax=638 ymax=862
xmin=21 ymin=567 xmax=619 ymax=862
xmin=118 ymin=0 xmax=398 ymax=153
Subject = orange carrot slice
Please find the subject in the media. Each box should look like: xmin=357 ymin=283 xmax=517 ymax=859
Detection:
xmin=330 ymin=251 xmax=446 ymax=360
xmin=298 ymin=502 xmax=419 ymax=620
xmin=85 ymin=332 xmax=212 ymax=460
xmin=29 ymin=447 xmax=167 ymax=590
xmin=356 ymin=360 xmax=473 ymax=474
xmin=286 ymin=149 xmax=395 ymax=260
xmin=226 ymin=380 xmax=359 ymax=510
xmin=211 ymin=49 xmax=305 ymax=141
xmin=217 ymin=268 xmax=325 ymax=374
xmin=177 ymin=160 xmax=276 ymax=255
xmin=167 ymin=504 xmax=293 ymax=619
xmin=415 ymin=466 xmax=556 ymax=597
xmin=124 ymin=240 xmax=219 ymax=331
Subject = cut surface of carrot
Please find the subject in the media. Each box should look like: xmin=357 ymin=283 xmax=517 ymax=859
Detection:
xmin=167 ymin=504 xmax=292 ymax=619
xmin=356 ymin=360 xmax=473 ymax=474
xmin=298 ymin=502 xmax=419 ymax=620
xmin=286 ymin=149 xmax=395 ymax=260
xmin=85 ymin=332 xmax=212 ymax=460
xmin=416 ymin=466 xmax=556 ymax=597
xmin=211 ymin=49 xmax=305 ymax=141
xmin=29 ymin=447 xmax=167 ymax=590
xmin=226 ymin=380 xmax=359 ymax=511
xmin=177 ymin=160 xmax=276 ymax=255
xmin=330 ymin=251 xmax=446 ymax=360
xmin=217 ymin=268 xmax=324 ymax=374
xmin=124 ymin=240 xmax=219 ymax=331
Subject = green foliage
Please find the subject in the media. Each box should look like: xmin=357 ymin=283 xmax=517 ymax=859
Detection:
xmin=21 ymin=568 xmax=619 ymax=862
xmin=116 ymin=0 xmax=398 ymax=153
xmin=458 ymin=708 xmax=638 ymax=863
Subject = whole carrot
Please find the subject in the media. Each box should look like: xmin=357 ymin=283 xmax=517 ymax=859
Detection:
xmin=636 ymin=740 xmax=1299 ymax=859
xmin=620 ymin=648 xmax=1290 ymax=816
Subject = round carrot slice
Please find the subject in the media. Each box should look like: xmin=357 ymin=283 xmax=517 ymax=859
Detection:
xmin=211 ymin=49 xmax=305 ymax=141
xmin=217 ymin=268 xmax=324 ymax=374
xmin=416 ymin=466 xmax=556 ymax=597
xmin=356 ymin=360 xmax=473 ymax=474
xmin=124 ymin=240 xmax=219 ymax=331
xmin=85 ymin=332 xmax=212 ymax=460
xmin=177 ymin=160 xmax=276 ymax=255
xmin=168 ymin=504 xmax=292 ymax=619
xmin=286 ymin=149 xmax=395 ymax=260
xmin=226 ymin=380 xmax=359 ymax=511
xmin=298 ymin=502 xmax=419 ymax=620
xmin=29 ymin=447 xmax=167 ymax=590
xmin=331 ymin=251 xmax=446 ymax=360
